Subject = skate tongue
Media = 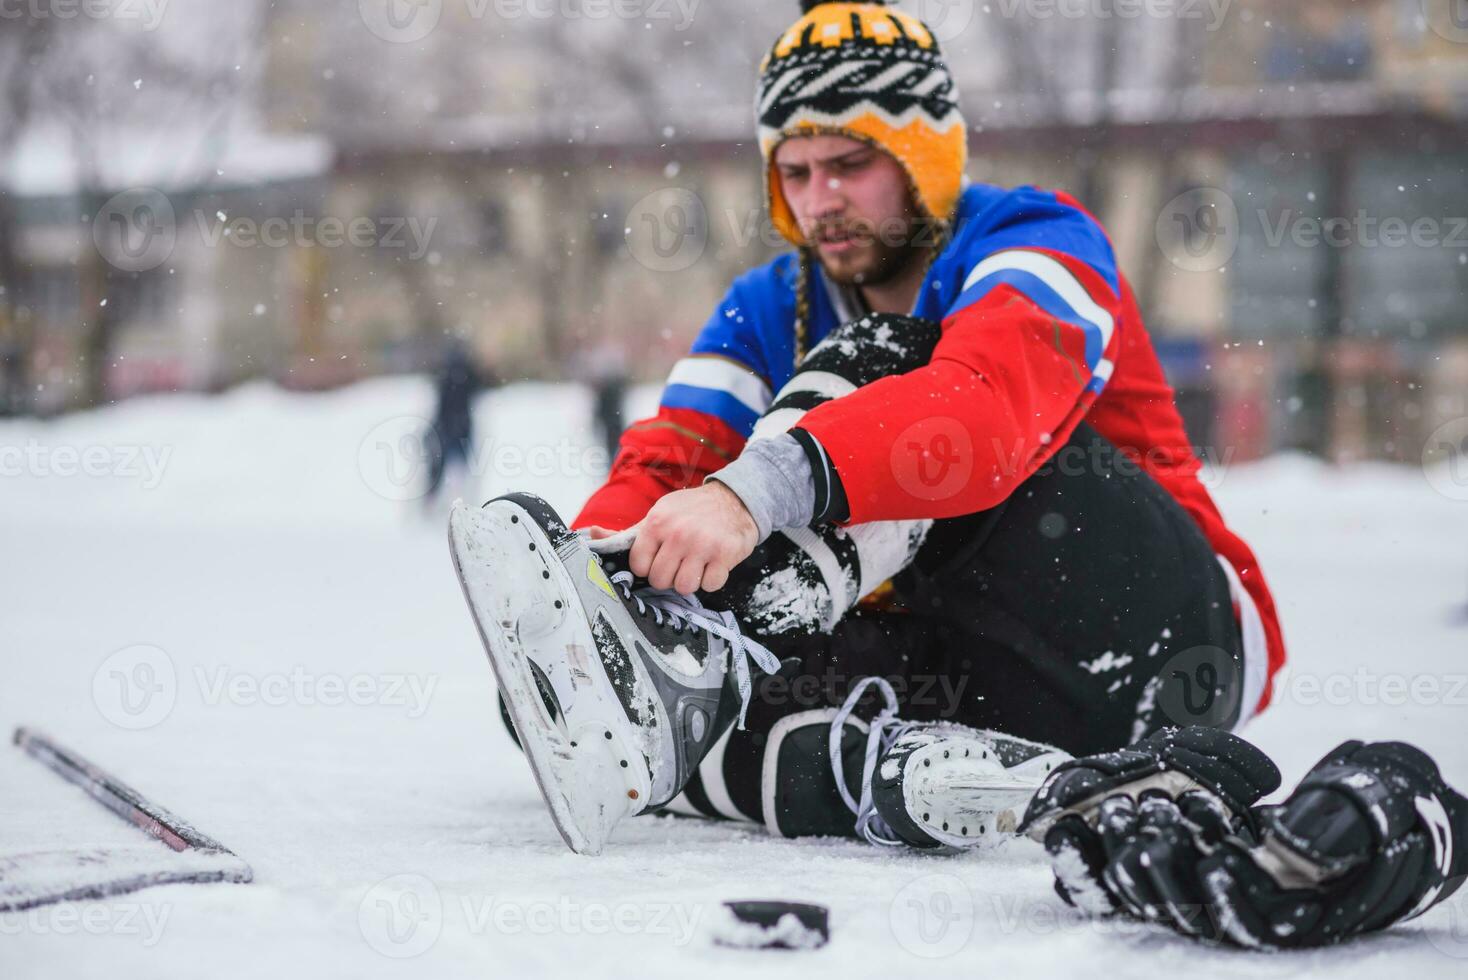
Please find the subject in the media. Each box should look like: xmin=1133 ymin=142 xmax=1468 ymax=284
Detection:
xmin=607 ymin=571 xmax=780 ymax=729
xmin=829 ymin=677 xmax=909 ymax=847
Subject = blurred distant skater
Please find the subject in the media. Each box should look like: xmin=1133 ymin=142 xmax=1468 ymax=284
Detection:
xmin=592 ymin=368 xmax=627 ymax=467
xmin=0 ymin=314 xmax=29 ymax=417
xmin=424 ymin=340 xmax=493 ymax=509
xmin=571 ymin=339 xmax=629 ymax=471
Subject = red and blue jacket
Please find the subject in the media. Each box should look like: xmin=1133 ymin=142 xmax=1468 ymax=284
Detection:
xmin=575 ymin=181 xmax=1286 ymax=718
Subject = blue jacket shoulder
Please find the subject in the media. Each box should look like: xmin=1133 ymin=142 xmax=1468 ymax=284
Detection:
xmin=937 ymin=184 xmax=1119 ymax=296
xmin=689 ymin=253 xmax=800 ymax=387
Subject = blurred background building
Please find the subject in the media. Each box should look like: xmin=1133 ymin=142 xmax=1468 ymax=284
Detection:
xmin=1 ymin=0 xmax=1466 ymax=463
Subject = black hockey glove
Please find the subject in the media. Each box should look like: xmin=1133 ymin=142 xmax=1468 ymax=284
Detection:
xmin=1018 ymin=726 xmax=1281 ymax=927
xmin=1021 ymin=727 xmax=1468 ymax=949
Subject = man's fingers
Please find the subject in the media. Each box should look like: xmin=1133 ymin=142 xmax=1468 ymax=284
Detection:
xmin=673 ymin=560 xmax=706 ymax=597
xmin=629 ymin=524 xmax=661 ymax=577
xmin=646 ymin=544 xmax=685 ymax=592
xmin=701 ymin=563 xmax=730 ymax=593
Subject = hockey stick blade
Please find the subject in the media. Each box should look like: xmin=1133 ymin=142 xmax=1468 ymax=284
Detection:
xmin=7 ymin=727 xmax=252 ymax=910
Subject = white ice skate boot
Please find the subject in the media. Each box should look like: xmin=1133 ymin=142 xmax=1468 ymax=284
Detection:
xmin=830 ymin=678 xmax=1072 ymax=850
xmin=448 ymin=493 xmax=779 ymax=855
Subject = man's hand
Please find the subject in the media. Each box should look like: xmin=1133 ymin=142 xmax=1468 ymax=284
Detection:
xmin=629 ymin=482 xmax=759 ymax=594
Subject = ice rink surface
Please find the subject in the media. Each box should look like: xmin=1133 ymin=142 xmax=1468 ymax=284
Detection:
xmin=3 ymin=377 xmax=1466 ymax=978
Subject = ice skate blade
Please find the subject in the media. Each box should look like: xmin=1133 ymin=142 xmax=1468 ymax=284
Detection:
xmin=448 ymin=500 xmax=643 ymax=855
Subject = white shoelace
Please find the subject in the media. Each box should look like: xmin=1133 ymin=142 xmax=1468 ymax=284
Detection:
xmin=608 ymin=570 xmax=780 ymax=729
xmin=829 ymin=676 xmax=918 ymax=847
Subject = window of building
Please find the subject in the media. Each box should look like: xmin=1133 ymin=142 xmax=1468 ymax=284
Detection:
xmin=1226 ymin=159 xmax=1327 ymax=339
xmin=1344 ymin=151 xmax=1468 ymax=338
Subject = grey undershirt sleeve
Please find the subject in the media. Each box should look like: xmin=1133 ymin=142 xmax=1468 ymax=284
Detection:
xmin=705 ymin=433 xmax=816 ymax=543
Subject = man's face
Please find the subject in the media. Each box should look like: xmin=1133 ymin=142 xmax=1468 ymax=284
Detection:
xmin=773 ymin=133 xmax=925 ymax=287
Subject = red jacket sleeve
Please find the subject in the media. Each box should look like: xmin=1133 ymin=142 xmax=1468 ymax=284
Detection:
xmin=572 ymin=407 xmax=747 ymax=531
xmin=797 ymin=248 xmax=1121 ymax=523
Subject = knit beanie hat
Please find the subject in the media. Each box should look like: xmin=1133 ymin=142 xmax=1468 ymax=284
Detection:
xmin=756 ymin=1 xmax=968 ymax=248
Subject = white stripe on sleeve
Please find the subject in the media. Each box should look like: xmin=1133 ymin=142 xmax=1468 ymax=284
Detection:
xmin=665 ymin=356 xmax=773 ymax=416
xmin=961 ymin=249 xmax=1115 ymax=350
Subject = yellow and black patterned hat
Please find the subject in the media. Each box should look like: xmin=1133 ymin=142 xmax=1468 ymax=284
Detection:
xmin=756 ymin=0 xmax=968 ymax=247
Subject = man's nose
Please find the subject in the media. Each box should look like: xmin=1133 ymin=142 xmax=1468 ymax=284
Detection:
xmin=803 ymin=170 xmax=846 ymax=222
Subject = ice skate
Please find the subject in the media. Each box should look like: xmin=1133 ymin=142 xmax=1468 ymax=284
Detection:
xmin=448 ymin=493 xmax=778 ymax=854
xmin=830 ymin=678 xmax=1071 ymax=850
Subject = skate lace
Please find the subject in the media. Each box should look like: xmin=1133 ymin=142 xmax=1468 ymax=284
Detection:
xmin=607 ymin=570 xmax=780 ymax=730
xmin=830 ymin=676 xmax=919 ymax=847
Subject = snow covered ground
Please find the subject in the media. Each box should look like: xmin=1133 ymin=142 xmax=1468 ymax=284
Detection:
xmin=2 ymin=377 xmax=1466 ymax=978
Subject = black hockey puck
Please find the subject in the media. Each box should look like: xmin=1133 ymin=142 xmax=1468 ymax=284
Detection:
xmin=712 ymin=901 xmax=829 ymax=950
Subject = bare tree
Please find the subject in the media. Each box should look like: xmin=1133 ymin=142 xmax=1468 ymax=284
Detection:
xmin=23 ymin=3 xmax=265 ymax=407
xmin=0 ymin=15 xmax=55 ymax=414
xmin=263 ymin=1 xmax=788 ymax=369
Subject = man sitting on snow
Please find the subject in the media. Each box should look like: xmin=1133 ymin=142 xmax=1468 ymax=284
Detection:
xmin=448 ymin=1 xmax=1466 ymax=949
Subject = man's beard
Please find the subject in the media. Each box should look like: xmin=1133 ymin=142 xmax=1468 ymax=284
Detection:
xmin=814 ymin=224 xmax=929 ymax=289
